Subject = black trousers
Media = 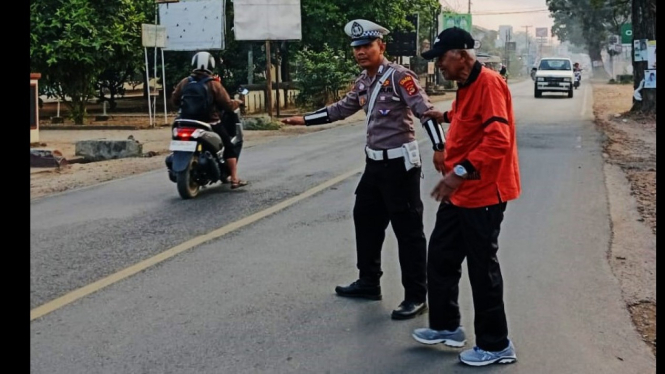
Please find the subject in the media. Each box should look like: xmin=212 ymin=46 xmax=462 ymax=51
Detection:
xmin=427 ymin=201 xmax=509 ymax=352
xmin=211 ymin=121 xmax=237 ymax=159
xmin=353 ymin=157 xmax=427 ymax=303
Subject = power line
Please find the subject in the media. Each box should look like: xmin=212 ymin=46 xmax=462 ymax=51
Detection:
xmin=473 ymin=9 xmax=549 ymax=16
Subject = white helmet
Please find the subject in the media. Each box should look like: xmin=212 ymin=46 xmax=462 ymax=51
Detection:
xmin=191 ymin=51 xmax=215 ymax=74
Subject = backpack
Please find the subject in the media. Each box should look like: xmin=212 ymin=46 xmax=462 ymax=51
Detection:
xmin=178 ymin=75 xmax=213 ymax=121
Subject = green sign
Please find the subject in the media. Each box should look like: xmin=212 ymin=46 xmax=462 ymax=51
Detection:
xmin=621 ymin=23 xmax=632 ymax=44
xmin=440 ymin=13 xmax=472 ymax=34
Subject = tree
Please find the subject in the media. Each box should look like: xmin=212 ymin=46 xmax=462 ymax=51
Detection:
xmin=299 ymin=0 xmax=439 ymax=55
xmin=630 ymin=0 xmax=656 ymax=114
xmin=547 ymin=0 xmax=629 ymax=79
xmin=293 ymin=45 xmax=358 ymax=109
xmin=30 ymin=0 xmax=148 ymax=124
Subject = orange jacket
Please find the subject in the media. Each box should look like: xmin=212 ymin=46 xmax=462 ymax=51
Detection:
xmin=442 ymin=62 xmax=521 ymax=208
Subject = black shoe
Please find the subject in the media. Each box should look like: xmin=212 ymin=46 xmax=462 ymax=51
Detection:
xmin=335 ymin=279 xmax=382 ymax=300
xmin=391 ymin=300 xmax=427 ymax=320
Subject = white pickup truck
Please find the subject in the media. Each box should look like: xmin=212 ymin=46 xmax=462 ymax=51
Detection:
xmin=531 ymin=57 xmax=575 ymax=98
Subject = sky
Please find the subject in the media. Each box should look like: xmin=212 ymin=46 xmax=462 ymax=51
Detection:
xmin=439 ymin=0 xmax=559 ymax=42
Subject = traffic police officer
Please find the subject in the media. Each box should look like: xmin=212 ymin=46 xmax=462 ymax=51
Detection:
xmin=281 ymin=19 xmax=446 ymax=320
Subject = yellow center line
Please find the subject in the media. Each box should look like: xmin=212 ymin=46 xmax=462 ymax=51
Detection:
xmin=30 ymin=166 xmax=364 ymax=322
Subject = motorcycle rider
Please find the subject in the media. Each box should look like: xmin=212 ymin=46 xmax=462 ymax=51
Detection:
xmin=171 ymin=51 xmax=248 ymax=189
xmin=573 ymin=62 xmax=582 ymax=86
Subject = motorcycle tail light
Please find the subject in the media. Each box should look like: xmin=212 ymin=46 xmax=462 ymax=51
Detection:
xmin=176 ymin=127 xmax=196 ymax=139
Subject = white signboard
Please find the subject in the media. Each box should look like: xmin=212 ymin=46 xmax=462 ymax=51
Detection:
xmin=142 ymin=24 xmax=167 ymax=48
xmin=159 ymin=0 xmax=225 ymax=51
xmin=535 ymin=27 xmax=548 ymax=38
xmin=427 ymin=62 xmax=435 ymax=75
xmin=233 ymin=0 xmax=302 ymax=40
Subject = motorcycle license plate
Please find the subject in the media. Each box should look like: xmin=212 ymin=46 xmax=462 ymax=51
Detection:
xmin=169 ymin=140 xmax=197 ymax=152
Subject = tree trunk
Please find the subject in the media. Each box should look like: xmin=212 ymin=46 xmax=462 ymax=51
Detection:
xmin=588 ymin=43 xmax=609 ymax=80
xmin=630 ymin=0 xmax=657 ymax=114
xmin=66 ymin=97 xmax=87 ymax=125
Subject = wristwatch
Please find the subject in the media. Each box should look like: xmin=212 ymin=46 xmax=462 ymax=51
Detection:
xmin=453 ymin=164 xmax=468 ymax=179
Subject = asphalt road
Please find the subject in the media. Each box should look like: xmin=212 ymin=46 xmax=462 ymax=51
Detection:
xmin=30 ymin=79 xmax=656 ymax=373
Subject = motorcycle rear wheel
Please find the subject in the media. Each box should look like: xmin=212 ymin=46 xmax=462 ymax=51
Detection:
xmin=176 ymin=157 xmax=200 ymax=199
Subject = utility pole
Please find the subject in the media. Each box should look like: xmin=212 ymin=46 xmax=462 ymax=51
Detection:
xmin=523 ymin=25 xmax=532 ymax=72
xmin=265 ymin=41 xmax=273 ymax=119
xmin=468 ymin=0 xmax=471 ymax=13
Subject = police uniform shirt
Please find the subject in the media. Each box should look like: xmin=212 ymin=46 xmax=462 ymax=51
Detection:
xmin=326 ymin=58 xmax=435 ymax=150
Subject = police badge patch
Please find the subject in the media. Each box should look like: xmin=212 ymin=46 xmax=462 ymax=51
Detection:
xmin=399 ymin=75 xmax=417 ymax=96
xmin=351 ymin=22 xmax=364 ymax=38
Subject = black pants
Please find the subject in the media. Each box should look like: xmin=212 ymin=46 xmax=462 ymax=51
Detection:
xmin=353 ymin=157 xmax=427 ymax=303
xmin=427 ymin=201 xmax=509 ymax=352
xmin=211 ymin=121 xmax=237 ymax=159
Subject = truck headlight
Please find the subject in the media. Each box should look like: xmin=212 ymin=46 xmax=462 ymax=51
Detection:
xmin=537 ymin=77 xmax=544 ymax=81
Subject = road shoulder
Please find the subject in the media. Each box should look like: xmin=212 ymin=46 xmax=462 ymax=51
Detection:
xmin=592 ymin=81 xmax=656 ymax=357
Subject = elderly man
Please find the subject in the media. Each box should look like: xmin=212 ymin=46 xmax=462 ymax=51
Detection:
xmin=281 ymin=19 xmax=447 ymax=320
xmin=412 ymin=27 xmax=522 ymax=367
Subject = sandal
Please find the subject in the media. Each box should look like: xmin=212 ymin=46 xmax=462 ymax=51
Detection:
xmin=231 ymin=179 xmax=248 ymax=189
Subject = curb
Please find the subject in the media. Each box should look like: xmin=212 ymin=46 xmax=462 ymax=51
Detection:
xmin=40 ymin=125 xmax=171 ymax=130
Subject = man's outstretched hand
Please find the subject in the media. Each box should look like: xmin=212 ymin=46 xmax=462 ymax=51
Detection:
xmin=281 ymin=116 xmax=305 ymax=126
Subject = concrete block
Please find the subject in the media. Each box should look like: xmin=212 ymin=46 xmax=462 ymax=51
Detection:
xmin=75 ymin=139 xmax=143 ymax=161
xmin=31 ymin=149 xmax=68 ymax=168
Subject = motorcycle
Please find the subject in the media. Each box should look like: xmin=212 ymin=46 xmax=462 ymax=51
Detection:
xmin=573 ymin=70 xmax=582 ymax=89
xmin=165 ymin=86 xmax=249 ymax=199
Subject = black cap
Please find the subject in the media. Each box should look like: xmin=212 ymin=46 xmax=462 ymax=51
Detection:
xmin=421 ymin=27 xmax=476 ymax=60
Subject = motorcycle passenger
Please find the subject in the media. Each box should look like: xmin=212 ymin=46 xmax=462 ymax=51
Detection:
xmin=171 ymin=51 xmax=248 ymax=189
xmin=573 ymin=62 xmax=582 ymax=84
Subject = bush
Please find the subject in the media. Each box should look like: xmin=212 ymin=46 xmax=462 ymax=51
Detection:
xmin=616 ymin=74 xmax=633 ymax=84
xmin=243 ymin=116 xmax=282 ymax=130
xmin=293 ymin=45 xmax=358 ymax=110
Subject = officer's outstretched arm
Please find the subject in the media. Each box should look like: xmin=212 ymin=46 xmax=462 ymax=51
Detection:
xmin=304 ymin=86 xmax=362 ymax=126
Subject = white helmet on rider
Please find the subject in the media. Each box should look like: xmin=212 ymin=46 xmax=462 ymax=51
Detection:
xmin=191 ymin=51 xmax=215 ymax=74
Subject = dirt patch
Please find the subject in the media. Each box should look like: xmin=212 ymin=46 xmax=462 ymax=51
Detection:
xmin=592 ymin=81 xmax=656 ymax=357
xmin=629 ymin=301 xmax=657 ymax=356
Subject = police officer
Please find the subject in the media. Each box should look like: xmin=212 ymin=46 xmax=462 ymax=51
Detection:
xmin=281 ymin=19 xmax=446 ymax=320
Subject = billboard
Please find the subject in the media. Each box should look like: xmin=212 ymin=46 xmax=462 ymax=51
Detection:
xmin=620 ymin=23 xmax=632 ymax=44
xmin=440 ymin=13 xmax=472 ymax=33
xmin=158 ymin=0 xmax=225 ymax=51
xmin=233 ymin=0 xmax=302 ymax=40
xmin=386 ymin=14 xmax=418 ymax=56
xmin=535 ymin=27 xmax=548 ymax=38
